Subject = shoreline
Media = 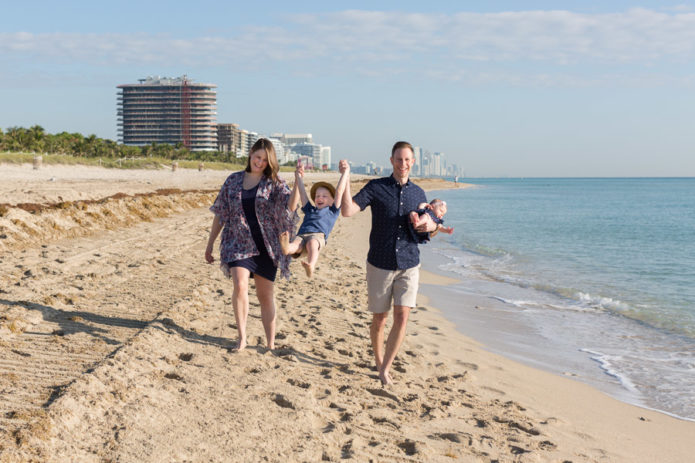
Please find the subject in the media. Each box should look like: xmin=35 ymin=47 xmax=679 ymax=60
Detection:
xmin=415 ymin=267 xmax=695 ymax=461
xmin=1 ymin=164 xmax=693 ymax=461
xmin=419 ymin=255 xmax=695 ymax=422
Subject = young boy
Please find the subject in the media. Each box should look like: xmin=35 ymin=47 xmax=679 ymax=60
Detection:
xmin=410 ymin=198 xmax=454 ymax=235
xmin=280 ymin=162 xmax=349 ymax=278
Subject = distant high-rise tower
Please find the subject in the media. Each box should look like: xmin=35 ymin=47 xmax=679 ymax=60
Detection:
xmin=117 ymin=76 xmax=217 ymax=151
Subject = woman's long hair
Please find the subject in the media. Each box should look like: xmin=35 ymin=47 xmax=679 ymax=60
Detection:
xmin=245 ymin=138 xmax=280 ymax=183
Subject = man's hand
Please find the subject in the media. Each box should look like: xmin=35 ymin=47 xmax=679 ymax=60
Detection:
xmin=339 ymin=159 xmax=350 ymax=174
xmin=414 ymin=214 xmax=437 ymax=233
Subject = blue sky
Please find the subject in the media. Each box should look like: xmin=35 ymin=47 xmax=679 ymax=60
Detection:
xmin=2 ymin=1 xmax=695 ymax=176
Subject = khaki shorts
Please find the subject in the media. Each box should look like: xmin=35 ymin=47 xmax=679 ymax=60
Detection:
xmin=291 ymin=232 xmax=326 ymax=258
xmin=366 ymin=262 xmax=420 ymax=313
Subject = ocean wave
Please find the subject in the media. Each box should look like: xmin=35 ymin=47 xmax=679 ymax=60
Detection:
xmin=580 ymin=348 xmax=639 ymax=394
xmin=576 ymin=292 xmax=631 ymax=312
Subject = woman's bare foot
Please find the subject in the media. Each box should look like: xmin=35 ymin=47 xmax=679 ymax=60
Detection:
xmin=379 ymin=371 xmax=393 ymax=386
xmin=279 ymin=231 xmax=291 ymax=255
xmin=301 ymin=260 xmax=314 ymax=278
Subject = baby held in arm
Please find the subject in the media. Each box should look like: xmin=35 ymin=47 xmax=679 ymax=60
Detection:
xmin=410 ymin=199 xmax=454 ymax=235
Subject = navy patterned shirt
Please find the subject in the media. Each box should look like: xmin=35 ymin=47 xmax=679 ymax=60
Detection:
xmin=353 ymin=175 xmax=429 ymax=270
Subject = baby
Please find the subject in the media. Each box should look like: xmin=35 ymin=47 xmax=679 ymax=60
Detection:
xmin=410 ymin=198 xmax=454 ymax=235
xmin=280 ymin=162 xmax=348 ymax=277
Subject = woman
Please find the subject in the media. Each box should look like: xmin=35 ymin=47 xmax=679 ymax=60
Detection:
xmin=205 ymin=138 xmax=296 ymax=350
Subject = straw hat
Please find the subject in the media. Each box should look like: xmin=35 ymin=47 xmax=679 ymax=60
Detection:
xmin=310 ymin=181 xmax=336 ymax=201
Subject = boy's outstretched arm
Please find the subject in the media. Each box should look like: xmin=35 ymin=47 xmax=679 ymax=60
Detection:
xmin=338 ymin=160 xmax=360 ymax=217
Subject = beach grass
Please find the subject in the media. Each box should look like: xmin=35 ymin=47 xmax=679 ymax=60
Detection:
xmin=0 ymin=151 xmax=290 ymax=172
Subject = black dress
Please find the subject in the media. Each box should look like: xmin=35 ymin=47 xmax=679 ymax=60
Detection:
xmin=226 ymin=184 xmax=278 ymax=281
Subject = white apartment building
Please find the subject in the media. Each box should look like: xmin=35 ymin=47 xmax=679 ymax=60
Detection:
xmin=319 ymin=146 xmax=332 ymax=169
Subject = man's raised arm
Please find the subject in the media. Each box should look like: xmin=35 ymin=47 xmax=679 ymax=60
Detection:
xmin=339 ymin=160 xmax=361 ymax=217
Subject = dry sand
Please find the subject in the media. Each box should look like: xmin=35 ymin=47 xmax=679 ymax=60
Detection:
xmin=0 ymin=163 xmax=693 ymax=462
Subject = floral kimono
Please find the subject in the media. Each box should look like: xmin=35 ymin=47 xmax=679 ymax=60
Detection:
xmin=210 ymin=171 xmax=298 ymax=279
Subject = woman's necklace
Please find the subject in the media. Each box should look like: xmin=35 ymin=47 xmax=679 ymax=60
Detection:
xmin=242 ymin=172 xmax=262 ymax=190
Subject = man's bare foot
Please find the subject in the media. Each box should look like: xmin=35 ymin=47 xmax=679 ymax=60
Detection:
xmin=279 ymin=231 xmax=291 ymax=255
xmin=302 ymin=260 xmax=314 ymax=278
xmin=379 ymin=371 xmax=393 ymax=386
xmin=230 ymin=339 xmax=247 ymax=352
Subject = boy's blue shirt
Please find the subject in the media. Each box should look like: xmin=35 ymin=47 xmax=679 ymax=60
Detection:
xmin=297 ymin=203 xmax=340 ymax=241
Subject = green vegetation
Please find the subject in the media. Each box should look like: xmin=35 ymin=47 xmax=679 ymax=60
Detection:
xmin=0 ymin=125 xmax=291 ymax=171
xmin=0 ymin=152 xmax=249 ymax=171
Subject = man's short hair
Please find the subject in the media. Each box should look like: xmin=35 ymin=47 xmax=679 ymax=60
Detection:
xmin=391 ymin=141 xmax=414 ymax=157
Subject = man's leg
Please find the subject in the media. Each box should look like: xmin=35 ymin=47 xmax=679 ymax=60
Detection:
xmin=370 ymin=312 xmax=388 ymax=371
xmin=379 ymin=305 xmax=411 ymax=385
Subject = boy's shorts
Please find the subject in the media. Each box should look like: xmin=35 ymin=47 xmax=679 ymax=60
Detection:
xmin=291 ymin=232 xmax=326 ymax=258
xmin=366 ymin=262 xmax=420 ymax=313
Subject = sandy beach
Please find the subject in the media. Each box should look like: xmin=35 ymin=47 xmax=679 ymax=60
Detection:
xmin=1 ymin=163 xmax=693 ymax=462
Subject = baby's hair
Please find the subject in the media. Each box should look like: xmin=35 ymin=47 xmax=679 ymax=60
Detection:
xmin=430 ymin=199 xmax=446 ymax=207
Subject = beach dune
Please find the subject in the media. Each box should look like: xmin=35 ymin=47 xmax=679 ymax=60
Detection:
xmin=0 ymin=164 xmax=693 ymax=462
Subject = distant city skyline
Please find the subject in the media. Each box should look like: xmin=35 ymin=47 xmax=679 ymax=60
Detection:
xmin=2 ymin=1 xmax=695 ymax=177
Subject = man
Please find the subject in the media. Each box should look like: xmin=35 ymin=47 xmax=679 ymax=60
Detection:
xmin=340 ymin=141 xmax=437 ymax=385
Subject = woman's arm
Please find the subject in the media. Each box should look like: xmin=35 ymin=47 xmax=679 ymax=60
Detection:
xmin=205 ymin=215 xmax=223 ymax=263
xmin=296 ymin=170 xmax=309 ymax=207
xmin=288 ymin=180 xmax=300 ymax=212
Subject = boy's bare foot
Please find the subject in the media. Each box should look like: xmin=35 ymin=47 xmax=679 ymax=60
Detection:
xmin=409 ymin=211 xmax=419 ymax=227
xmin=301 ymin=260 xmax=314 ymax=278
xmin=279 ymin=231 xmax=291 ymax=255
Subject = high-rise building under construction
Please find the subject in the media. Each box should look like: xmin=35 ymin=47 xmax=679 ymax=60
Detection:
xmin=117 ymin=76 xmax=217 ymax=151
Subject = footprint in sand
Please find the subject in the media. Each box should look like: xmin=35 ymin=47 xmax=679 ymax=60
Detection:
xmin=431 ymin=432 xmax=471 ymax=444
xmin=539 ymin=440 xmax=557 ymax=450
xmin=272 ymin=393 xmax=295 ymax=409
xmin=286 ymin=378 xmax=311 ymax=389
xmin=397 ymin=440 xmax=419 ymax=456
xmin=366 ymin=388 xmax=400 ymax=403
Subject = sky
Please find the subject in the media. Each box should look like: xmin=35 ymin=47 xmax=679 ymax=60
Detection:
xmin=2 ymin=1 xmax=695 ymax=177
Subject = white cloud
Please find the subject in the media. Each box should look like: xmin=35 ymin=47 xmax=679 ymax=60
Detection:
xmin=2 ymin=9 xmax=695 ymax=84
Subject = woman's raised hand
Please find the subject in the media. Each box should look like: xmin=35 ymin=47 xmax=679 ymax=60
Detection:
xmin=295 ymin=160 xmax=305 ymax=180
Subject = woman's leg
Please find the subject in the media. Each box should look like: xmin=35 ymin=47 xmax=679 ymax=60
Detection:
xmin=230 ymin=266 xmax=251 ymax=350
xmin=254 ymin=275 xmax=276 ymax=349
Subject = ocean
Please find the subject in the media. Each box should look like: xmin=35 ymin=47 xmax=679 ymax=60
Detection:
xmin=419 ymin=178 xmax=695 ymax=421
